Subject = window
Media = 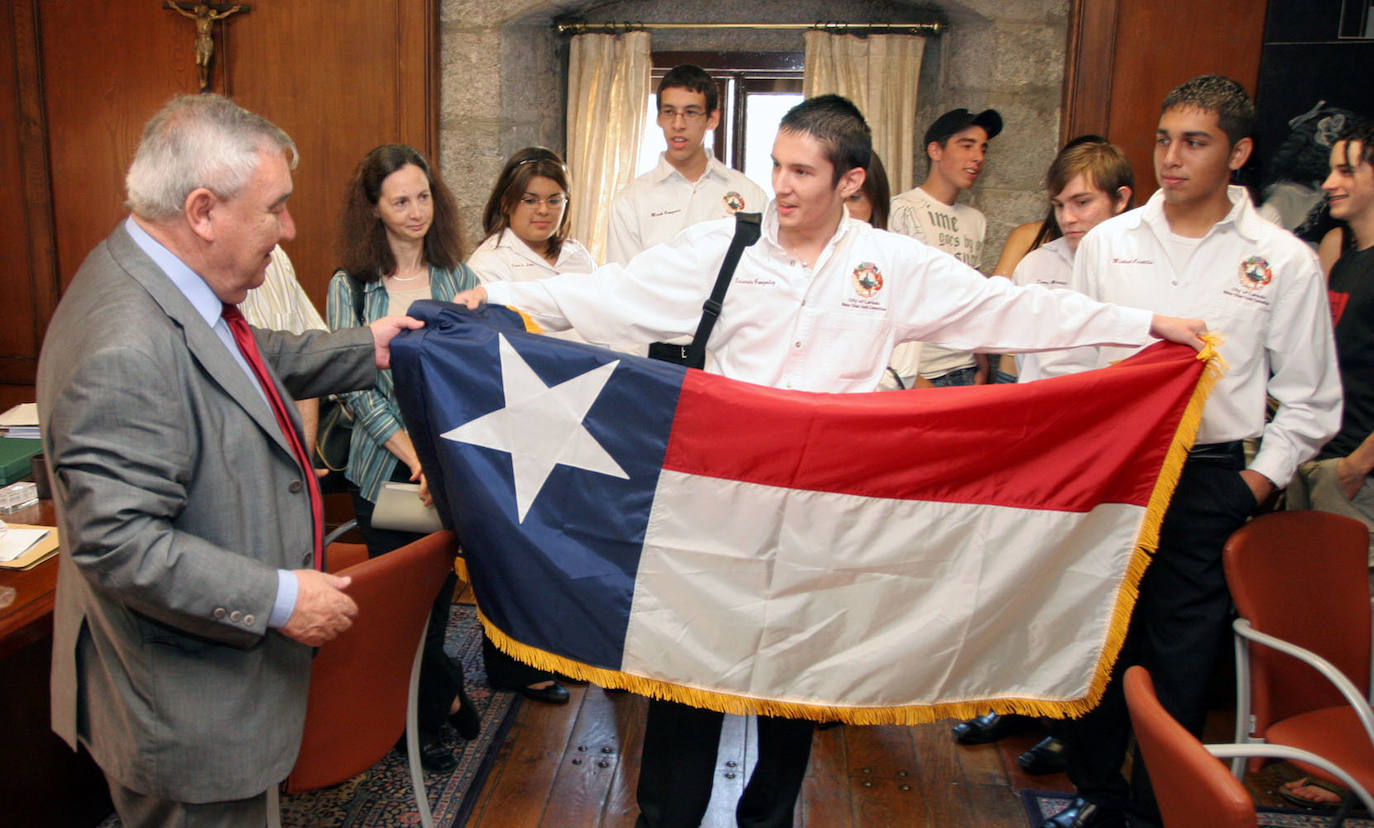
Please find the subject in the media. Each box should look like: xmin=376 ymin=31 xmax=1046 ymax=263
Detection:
xmin=634 ymin=52 xmax=804 ymax=198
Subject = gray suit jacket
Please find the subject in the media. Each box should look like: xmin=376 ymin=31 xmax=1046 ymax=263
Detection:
xmin=37 ymin=223 xmax=377 ymax=802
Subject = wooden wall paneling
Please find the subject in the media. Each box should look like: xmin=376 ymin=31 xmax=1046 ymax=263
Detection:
xmin=1060 ymin=0 xmax=1119 ymax=143
xmin=1 ymin=2 xmax=38 ymax=389
xmin=397 ymin=0 xmax=440 ymax=161
xmin=225 ymin=0 xmax=439 ymax=312
xmin=37 ymin=1 xmax=200 ymax=293
xmin=1103 ymin=0 xmax=1268 ymax=199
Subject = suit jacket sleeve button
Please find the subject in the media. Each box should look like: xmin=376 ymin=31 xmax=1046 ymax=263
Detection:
xmin=213 ymin=607 xmax=226 ymax=619
xmin=244 ymin=614 xmax=255 ymax=626
xmin=229 ymin=610 xmax=243 ymax=623
xmin=288 ymin=479 xmax=303 ymax=493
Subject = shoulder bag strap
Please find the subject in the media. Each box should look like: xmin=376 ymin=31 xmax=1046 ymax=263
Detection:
xmin=683 ymin=211 xmax=762 ymax=370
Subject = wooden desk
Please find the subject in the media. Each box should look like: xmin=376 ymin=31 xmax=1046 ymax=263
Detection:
xmin=0 ymin=498 xmax=112 ymax=826
xmin=0 ymin=498 xmax=58 ymax=660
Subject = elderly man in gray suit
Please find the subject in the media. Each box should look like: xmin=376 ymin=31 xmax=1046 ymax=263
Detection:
xmin=37 ymin=94 xmax=423 ymax=826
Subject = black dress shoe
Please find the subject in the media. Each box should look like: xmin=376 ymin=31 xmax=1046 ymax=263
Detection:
xmin=1038 ymin=797 xmax=1126 ymax=828
xmin=396 ymin=737 xmax=458 ymax=773
xmin=952 ymin=711 xmax=1037 ymax=744
xmin=1017 ymin=736 xmax=1068 ymax=774
xmin=521 ymin=681 xmax=570 ymax=704
xmin=448 ymin=683 xmax=480 ymax=740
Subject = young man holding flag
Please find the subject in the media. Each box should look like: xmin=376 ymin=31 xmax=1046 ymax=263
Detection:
xmin=455 ymin=95 xmax=1208 ymax=828
xmin=1033 ymin=76 xmax=1341 ymax=828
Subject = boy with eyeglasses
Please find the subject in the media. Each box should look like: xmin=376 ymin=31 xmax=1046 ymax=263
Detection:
xmin=604 ymin=64 xmax=767 ymax=265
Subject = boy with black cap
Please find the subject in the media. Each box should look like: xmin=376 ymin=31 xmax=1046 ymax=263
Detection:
xmin=887 ymin=108 xmax=1003 ymax=388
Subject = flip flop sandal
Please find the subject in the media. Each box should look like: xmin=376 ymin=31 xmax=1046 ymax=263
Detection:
xmin=1278 ymin=776 xmax=1346 ymax=811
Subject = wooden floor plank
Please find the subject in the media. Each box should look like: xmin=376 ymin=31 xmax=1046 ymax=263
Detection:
xmin=799 ymin=725 xmax=852 ymax=827
xmin=465 ymin=684 xmax=586 ymax=826
xmin=846 ymin=725 xmax=928 ymax=826
xmin=911 ymin=721 xmax=975 ymax=826
xmin=597 ymin=691 xmax=648 ymax=828
xmin=542 ymin=687 xmax=632 ymax=827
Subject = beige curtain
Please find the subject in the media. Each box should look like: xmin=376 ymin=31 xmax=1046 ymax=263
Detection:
xmin=803 ymin=31 xmax=925 ymax=194
xmin=566 ymin=31 xmax=652 ymax=263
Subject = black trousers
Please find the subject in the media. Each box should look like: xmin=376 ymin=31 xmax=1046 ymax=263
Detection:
xmin=1056 ymin=447 xmax=1256 ymax=822
xmin=635 ymin=699 xmax=815 ymax=828
xmin=482 ymin=635 xmax=555 ymax=690
xmin=351 ymin=479 xmax=466 ymax=745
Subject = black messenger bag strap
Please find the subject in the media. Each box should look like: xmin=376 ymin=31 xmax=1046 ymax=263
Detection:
xmin=680 ymin=211 xmax=762 ymax=370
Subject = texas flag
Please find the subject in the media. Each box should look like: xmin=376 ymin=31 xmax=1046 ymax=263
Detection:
xmin=392 ymin=300 xmax=1217 ymax=724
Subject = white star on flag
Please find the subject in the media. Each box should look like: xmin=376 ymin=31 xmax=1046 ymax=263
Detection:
xmin=440 ymin=333 xmax=628 ymax=522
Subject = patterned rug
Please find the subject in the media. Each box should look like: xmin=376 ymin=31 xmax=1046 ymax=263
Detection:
xmin=1021 ymin=789 xmax=1373 ymax=827
xmin=99 ymin=602 xmax=520 ymax=827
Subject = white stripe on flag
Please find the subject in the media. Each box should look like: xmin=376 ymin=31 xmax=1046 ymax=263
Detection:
xmin=621 ymin=470 xmax=1146 ymax=707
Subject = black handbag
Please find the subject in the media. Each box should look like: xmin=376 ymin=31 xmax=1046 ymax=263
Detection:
xmin=647 ymin=212 xmax=762 ymax=369
xmin=313 ymin=273 xmax=366 ymax=471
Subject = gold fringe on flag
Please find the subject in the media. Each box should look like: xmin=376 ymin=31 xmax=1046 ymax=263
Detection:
xmin=473 ymin=341 xmax=1227 ymax=726
xmin=1047 ymin=334 xmax=1226 ymax=720
xmin=509 ymin=305 xmax=544 ymax=335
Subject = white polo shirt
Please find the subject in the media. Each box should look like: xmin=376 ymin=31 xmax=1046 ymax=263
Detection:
xmin=1034 ymin=186 xmax=1341 ymax=486
xmin=467 ymin=229 xmax=600 ymax=346
xmin=467 ymin=229 xmax=596 ymax=285
xmin=1011 ymin=237 xmax=1074 ymax=381
xmin=604 ymin=153 xmax=767 ymax=265
xmin=887 ymin=186 xmax=989 ymax=382
xmin=484 ymin=203 xmax=1153 ymax=394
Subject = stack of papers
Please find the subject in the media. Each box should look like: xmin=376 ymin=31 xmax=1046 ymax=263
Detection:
xmin=0 ymin=404 xmax=39 ymax=439
xmin=0 ymin=522 xmax=57 ymax=568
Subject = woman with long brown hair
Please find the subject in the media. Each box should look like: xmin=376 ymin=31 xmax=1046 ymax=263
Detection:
xmin=327 ymin=144 xmax=481 ymax=772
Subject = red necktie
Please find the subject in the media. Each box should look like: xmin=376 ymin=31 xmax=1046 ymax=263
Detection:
xmin=222 ymin=304 xmax=324 ymax=570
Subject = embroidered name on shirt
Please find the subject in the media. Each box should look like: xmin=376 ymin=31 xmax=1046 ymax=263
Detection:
xmin=734 ymin=278 xmax=777 ymax=287
xmin=1110 ymin=257 xmax=1155 ymax=265
xmin=649 ymin=208 xmax=684 ymax=218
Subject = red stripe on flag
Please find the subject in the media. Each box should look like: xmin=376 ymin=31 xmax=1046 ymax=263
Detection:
xmin=662 ymin=342 xmax=1205 ymax=513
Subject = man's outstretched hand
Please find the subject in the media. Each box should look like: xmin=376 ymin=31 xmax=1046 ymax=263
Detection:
xmin=453 ymin=286 xmax=488 ymax=310
xmin=1149 ymin=314 xmax=1208 ymax=351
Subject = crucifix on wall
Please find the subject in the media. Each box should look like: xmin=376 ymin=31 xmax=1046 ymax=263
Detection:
xmin=164 ymin=1 xmax=248 ymax=91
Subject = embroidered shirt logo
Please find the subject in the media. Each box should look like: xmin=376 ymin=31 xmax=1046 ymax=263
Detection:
xmin=1238 ymin=255 xmax=1273 ymax=290
xmin=723 ymin=191 xmax=745 ymax=213
xmin=851 ymin=262 xmax=884 ymax=297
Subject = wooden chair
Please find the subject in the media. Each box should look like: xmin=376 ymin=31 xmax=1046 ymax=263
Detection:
xmin=266 ymin=530 xmax=458 ymax=828
xmin=1125 ymin=665 xmax=1374 ymax=827
xmin=1222 ymin=510 xmax=1374 ymax=819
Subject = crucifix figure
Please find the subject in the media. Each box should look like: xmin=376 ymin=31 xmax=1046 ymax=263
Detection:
xmin=164 ymin=2 xmax=247 ymax=91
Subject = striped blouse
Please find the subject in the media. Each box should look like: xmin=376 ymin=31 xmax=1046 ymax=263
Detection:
xmin=325 ymin=264 xmax=477 ymax=502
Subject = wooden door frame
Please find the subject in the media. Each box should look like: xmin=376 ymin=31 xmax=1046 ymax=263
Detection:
xmin=1060 ymin=0 xmax=1120 ymax=142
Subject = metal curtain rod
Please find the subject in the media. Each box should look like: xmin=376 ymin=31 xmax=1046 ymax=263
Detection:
xmin=555 ymin=21 xmax=944 ymax=36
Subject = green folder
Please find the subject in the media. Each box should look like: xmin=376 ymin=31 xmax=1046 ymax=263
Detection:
xmin=0 ymin=438 xmax=41 ymax=486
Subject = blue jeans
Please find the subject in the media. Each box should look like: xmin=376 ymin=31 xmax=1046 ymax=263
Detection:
xmin=926 ymin=366 xmax=979 ymax=387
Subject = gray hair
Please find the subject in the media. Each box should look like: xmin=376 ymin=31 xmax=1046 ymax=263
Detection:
xmin=125 ymin=94 xmax=298 ymax=220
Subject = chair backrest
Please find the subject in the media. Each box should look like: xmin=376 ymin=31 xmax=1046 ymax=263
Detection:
xmin=284 ymin=530 xmax=457 ymax=793
xmin=1223 ymin=510 xmax=1370 ymax=731
xmin=1125 ymin=666 xmax=1257 ymax=828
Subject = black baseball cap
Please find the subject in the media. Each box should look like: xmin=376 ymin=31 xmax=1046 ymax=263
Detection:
xmin=924 ymin=108 xmax=1003 ymax=147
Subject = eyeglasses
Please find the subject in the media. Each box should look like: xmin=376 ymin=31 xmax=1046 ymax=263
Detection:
xmin=517 ymin=194 xmax=567 ymax=209
xmin=658 ymin=107 xmax=708 ymax=124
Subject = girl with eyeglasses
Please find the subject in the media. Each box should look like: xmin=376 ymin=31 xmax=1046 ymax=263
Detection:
xmin=467 ymin=147 xmax=596 ymax=291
